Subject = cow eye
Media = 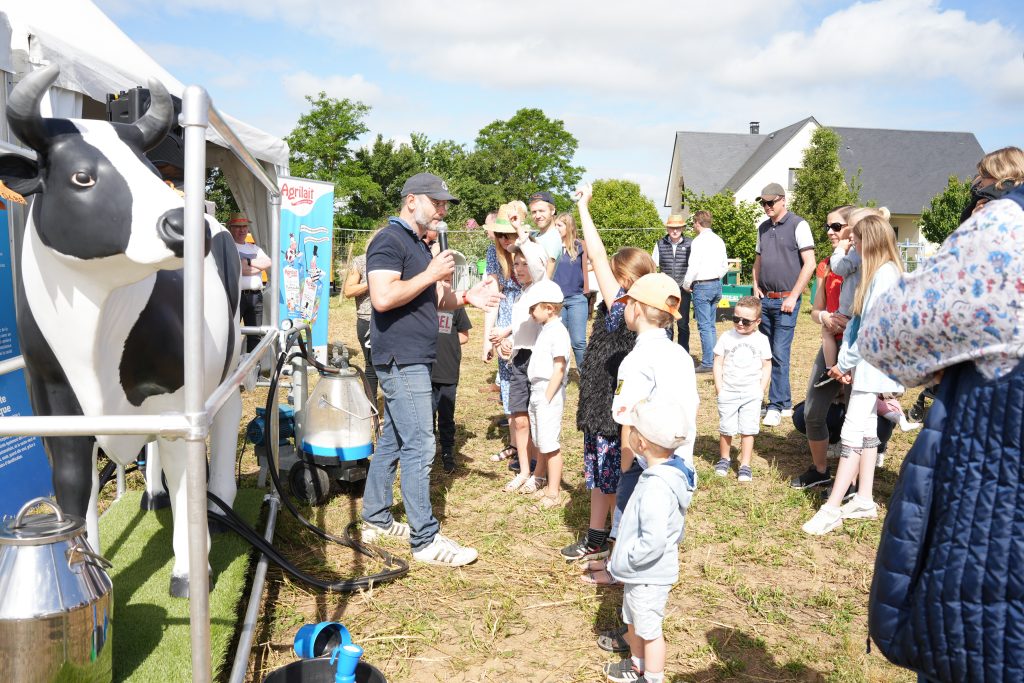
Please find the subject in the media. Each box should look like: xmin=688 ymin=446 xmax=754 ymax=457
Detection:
xmin=71 ymin=171 xmax=95 ymax=187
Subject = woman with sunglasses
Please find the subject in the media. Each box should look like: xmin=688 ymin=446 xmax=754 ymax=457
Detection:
xmin=802 ymin=208 xmax=904 ymax=535
xmin=483 ymin=201 xmax=534 ymax=463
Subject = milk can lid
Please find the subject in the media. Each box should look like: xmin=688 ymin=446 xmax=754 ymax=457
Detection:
xmin=0 ymin=498 xmax=85 ymax=546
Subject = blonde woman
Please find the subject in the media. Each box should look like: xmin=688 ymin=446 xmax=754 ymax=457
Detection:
xmin=550 ymin=212 xmax=589 ymax=370
xmin=803 ymin=210 xmax=904 ymax=535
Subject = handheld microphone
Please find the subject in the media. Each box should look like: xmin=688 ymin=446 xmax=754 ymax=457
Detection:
xmin=435 ymin=220 xmax=449 ymax=252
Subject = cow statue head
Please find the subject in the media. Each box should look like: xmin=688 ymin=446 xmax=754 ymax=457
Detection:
xmin=0 ymin=64 xmax=211 ymax=285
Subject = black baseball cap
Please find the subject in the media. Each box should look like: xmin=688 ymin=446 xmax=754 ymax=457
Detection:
xmin=400 ymin=172 xmax=460 ymax=203
xmin=527 ymin=190 xmax=556 ymax=207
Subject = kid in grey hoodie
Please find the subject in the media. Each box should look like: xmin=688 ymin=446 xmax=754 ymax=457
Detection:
xmin=602 ymin=397 xmax=695 ymax=683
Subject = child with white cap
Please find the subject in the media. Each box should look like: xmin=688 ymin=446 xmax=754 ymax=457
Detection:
xmin=602 ymin=397 xmax=695 ymax=683
xmin=521 ymin=279 xmax=571 ymax=508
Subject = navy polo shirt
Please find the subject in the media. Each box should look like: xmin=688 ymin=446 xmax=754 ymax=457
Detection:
xmin=755 ymin=210 xmax=813 ymax=294
xmin=367 ymin=217 xmax=437 ymax=366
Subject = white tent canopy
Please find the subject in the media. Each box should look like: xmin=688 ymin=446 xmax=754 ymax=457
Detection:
xmin=0 ymin=0 xmax=289 ymax=246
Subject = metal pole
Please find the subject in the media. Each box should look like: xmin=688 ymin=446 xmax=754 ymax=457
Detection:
xmin=181 ymin=84 xmax=213 ymax=683
xmin=227 ymin=493 xmax=279 ymax=683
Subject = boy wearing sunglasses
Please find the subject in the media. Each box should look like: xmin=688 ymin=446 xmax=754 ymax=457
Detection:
xmin=712 ymin=296 xmax=773 ymax=481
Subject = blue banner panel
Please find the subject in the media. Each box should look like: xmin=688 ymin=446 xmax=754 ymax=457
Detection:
xmin=278 ymin=177 xmax=335 ymax=363
xmin=0 ymin=202 xmax=52 ymax=517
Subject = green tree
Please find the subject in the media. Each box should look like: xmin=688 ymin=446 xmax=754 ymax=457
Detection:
xmin=472 ymin=108 xmax=585 ymax=210
xmin=919 ymin=175 xmax=972 ymax=244
xmin=351 ymin=134 xmax=425 ymax=223
xmin=285 ymin=92 xmax=378 ymax=248
xmin=682 ymin=189 xmax=762 ymax=281
xmin=205 ymin=167 xmax=239 ymax=225
xmin=791 ymin=126 xmax=861 ymax=259
xmin=576 ymin=179 xmax=661 ymax=256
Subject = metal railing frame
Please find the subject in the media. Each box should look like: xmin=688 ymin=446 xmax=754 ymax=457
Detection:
xmin=0 ymin=84 xmax=282 ymax=683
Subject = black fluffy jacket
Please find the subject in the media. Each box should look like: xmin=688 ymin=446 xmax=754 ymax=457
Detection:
xmin=576 ymin=302 xmax=637 ymax=436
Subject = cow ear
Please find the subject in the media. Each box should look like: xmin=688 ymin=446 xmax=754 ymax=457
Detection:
xmin=0 ymin=154 xmax=41 ymax=197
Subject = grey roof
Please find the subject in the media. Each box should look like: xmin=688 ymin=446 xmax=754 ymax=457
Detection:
xmin=674 ymin=131 xmax=763 ymax=197
xmin=670 ymin=119 xmax=984 ymax=215
xmin=832 ymin=127 xmax=983 ymax=215
xmin=724 ymin=117 xmax=818 ymax=190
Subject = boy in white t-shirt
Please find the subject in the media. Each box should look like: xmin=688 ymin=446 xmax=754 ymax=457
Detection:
xmin=523 ymin=279 xmax=571 ymax=509
xmin=712 ymin=296 xmax=772 ymax=482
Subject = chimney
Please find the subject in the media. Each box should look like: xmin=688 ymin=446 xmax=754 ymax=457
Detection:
xmin=750 ymin=121 xmax=760 ymax=135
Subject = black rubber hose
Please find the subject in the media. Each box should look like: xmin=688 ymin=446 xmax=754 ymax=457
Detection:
xmin=208 ymin=332 xmax=408 ymax=591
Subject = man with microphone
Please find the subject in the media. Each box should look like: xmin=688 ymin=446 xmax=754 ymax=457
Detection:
xmin=362 ymin=172 xmax=501 ymax=567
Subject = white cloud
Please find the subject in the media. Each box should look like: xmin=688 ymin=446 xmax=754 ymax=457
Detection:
xmin=281 ymin=71 xmax=383 ymax=105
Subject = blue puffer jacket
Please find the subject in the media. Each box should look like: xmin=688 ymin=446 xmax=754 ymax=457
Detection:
xmin=868 ymin=359 xmax=1024 ymax=682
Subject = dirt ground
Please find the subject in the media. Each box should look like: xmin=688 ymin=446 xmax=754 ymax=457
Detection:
xmin=241 ymin=293 xmax=920 ymax=683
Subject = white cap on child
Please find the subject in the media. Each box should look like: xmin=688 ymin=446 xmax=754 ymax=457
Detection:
xmin=631 ymin=397 xmax=691 ymax=450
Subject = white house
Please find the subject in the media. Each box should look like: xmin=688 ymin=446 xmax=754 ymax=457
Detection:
xmin=664 ymin=117 xmax=984 ymax=245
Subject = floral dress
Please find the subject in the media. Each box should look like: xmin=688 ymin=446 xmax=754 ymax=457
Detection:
xmin=859 ymin=197 xmax=1024 ymax=387
xmin=486 ymin=243 xmax=524 ymax=414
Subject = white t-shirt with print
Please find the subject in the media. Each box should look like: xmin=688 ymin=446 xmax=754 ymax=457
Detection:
xmin=713 ymin=328 xmax=772 ymax=394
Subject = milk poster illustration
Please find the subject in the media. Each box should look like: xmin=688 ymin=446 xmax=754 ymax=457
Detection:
xmin=278 ymin=177 xmax=335 ymax=362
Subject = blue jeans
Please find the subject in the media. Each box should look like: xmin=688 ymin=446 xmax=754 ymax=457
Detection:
xmin=692 ymin=281 xmax=722 ymax=368
xmin=665 ymin=289 xmax=691 ymax=352
xmin=362 ymin=361 xmax=439 ymax=550
xmin=759 ymin=296 xmax=801 ymax=411
xmin=560 ymin=293 xmax=588 ymax=370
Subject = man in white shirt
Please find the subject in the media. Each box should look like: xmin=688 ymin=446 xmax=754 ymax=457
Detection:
xmin=229 ymin=213 xmax=272 ymax=353
xmin=682 ymin=210 xmax=728 ymax=373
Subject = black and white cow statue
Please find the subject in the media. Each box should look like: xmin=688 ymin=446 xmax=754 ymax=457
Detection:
xmin=0 ymin=64 xmax=243 ymax=598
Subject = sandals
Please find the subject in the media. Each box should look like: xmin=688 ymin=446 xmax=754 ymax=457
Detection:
xmin=580 ymin=568 xmax=620 ymax=586
xmin=504 ymin=472 xmax=529 ymax=492
xmin=519 ymin=476 xmax=546 ymax=494
xmin=534 ymin=492 xmax=565 ymax=510
xmin=490 ymin=444 xmax=517 ymax=462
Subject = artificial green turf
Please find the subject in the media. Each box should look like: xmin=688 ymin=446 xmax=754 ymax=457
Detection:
xmin=99 ymin=489 xmax=263 ymax=682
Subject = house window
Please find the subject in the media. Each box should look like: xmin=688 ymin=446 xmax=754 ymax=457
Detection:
xmin=788 ymin=168 xmax=798 ymax=190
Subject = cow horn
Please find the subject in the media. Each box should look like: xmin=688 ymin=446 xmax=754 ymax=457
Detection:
xmin=135 ymin=78 xmax=174 ymax=152
xmin=7 ymin=63 xmax=60 ymax=153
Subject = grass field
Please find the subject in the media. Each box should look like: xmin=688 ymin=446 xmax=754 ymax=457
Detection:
xmin=238 ymin=292 xmax=921 ymax=683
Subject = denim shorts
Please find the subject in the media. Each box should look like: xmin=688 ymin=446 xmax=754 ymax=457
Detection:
xmin=717 ymin=390 xmax=761 ymax=436
xmin=622 ymin=582 xmax=671 ymax=640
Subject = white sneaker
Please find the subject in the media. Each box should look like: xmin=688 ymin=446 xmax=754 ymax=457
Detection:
xmin=840 ymin=496 xmax=878 ymax=520
xmin=876 ymin=452 xmax=886 ymax=468
xmin=762 ymin=409 xmax=782 ymax=427
xmin=802 ymin=505 xmax=843 ymax=535
xmin=899 ymin=415 xmax=922 ymax=432
xmin=780 ymin=408 xmax=794 ymax=418
xmin=412 ymin=533 xmax=478 ymax=567
xmin=362 ymin=519 xmax=411 ymax=542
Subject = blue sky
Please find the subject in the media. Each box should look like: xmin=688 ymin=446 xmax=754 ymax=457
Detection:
xmin=96 ymin=0 xmax=1022 ymax=210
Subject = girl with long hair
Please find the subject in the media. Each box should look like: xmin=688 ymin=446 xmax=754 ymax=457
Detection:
xmin=803 ymin=211 xmax=905 ymax=535
xmin=550 ymin=212 xmax=589 ymax=370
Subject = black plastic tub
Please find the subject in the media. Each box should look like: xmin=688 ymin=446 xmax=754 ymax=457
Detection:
xmin=263 ymin=658 xmax=387 ymax=683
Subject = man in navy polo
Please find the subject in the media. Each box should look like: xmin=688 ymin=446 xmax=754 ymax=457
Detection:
xmin=751 ymin=182 xmax=816 ymax=427
xmin=362 ymin=173 xmax=500 ymax=567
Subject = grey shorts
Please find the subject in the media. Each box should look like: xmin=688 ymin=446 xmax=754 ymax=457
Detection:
xmin=508 ymin=350 xmax=531 ymax=414
xmin=621 ymin=582 xmax=671 ymax=640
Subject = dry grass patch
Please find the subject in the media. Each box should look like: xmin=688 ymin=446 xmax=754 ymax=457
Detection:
xmin=239 ymin=295 xmax=918 ymax=683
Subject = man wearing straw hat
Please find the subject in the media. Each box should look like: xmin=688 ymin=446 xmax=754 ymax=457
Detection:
xmin=651 ymin=213 xmax=693 ymax=355
xmin=228 ymin=212 xmax=271 ymax=353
